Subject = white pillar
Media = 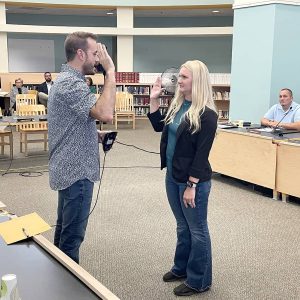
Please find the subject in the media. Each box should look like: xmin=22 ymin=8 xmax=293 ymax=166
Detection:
xmin=0 ymin=3 xmax=8 ymax=72
xmin=117 ymin=7 xmax=133 ymax=72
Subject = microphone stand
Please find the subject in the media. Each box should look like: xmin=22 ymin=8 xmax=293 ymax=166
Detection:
xmin=272 ymin=106 xmax=292 ymax=134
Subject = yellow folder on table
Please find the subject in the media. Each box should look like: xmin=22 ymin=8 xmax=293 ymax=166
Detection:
xmin=0 ymin=212 xmax=51 ymax=244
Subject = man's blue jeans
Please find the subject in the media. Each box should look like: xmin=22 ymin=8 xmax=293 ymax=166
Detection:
xmin=165 ymin=173 xmax=212 ymax=291
xmin=54 ymin=179 xmax=94 ymax=263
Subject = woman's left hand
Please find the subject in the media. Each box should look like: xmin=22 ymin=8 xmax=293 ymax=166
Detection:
xmin=183 ymin=187 xmax=196 ymax=208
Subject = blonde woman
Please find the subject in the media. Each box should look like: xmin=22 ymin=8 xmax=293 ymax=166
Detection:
xmin=148 ymin=60 xmax=218 ymax=296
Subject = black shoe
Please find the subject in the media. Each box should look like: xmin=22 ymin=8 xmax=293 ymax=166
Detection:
xmin=173 ymin=283 xmax=210 ymax=296
xmin=163 ymin=271 xmax=186 ymax=282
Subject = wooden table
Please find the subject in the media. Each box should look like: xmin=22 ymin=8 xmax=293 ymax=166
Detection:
xmin=209 ymin=128 xmax=277 ymax=196
xmin=0 ymin=212 xmax=119 ymax=300
xmin=275 ymin=140 xmax=300 ymax=202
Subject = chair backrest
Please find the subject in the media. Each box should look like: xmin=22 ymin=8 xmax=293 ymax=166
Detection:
xmin=18 ymin=104 xmax=46 ymax=116
xmin=18 ymin=121 xmax=48 ymax=131
xmin=16 ymin=93 xmax=37 ymax=104
xmin=16 ymin=94 xmax=37 ymax=113
xmin=27 ymin=90 xmax=38 ymax=96
xmin=115 ymin=92 xmax=134 ymax=112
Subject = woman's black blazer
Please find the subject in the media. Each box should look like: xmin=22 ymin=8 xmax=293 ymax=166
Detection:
xmin=148 ymin=107 xmax=218 ymax=183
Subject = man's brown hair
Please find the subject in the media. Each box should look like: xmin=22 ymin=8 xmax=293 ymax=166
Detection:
xmin=281 ymin=88 xmax=293 ymax=97
xmin=64 ymin=31 xmax=97 ymax=62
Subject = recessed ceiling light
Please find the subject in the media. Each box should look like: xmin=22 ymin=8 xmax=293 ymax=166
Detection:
xmin=212 ymin=10 xmax=220 ymax=13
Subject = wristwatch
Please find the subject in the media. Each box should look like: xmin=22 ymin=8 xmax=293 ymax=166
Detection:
xmin=186 ymin=180 xmax=197 ymax=188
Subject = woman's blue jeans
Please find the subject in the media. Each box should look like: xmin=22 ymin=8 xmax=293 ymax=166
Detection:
xmin=54 ymin=179 xmax=94 ymax=264
xmin=165 ymin=173 xmax=212 ymax=291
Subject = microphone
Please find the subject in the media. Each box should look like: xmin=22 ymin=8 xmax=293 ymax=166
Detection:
xmin=272 ymin=106 xmax=292 ymax=133
xmin=101 ymin=131 xmax=118 ymax=153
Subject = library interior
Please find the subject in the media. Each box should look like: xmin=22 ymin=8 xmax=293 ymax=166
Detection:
xmin=0 ymin=1 xmax=299 ymax=300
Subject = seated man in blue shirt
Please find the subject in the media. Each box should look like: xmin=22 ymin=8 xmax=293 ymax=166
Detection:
xmin=261 ymin=88 xmax=300 ymax=130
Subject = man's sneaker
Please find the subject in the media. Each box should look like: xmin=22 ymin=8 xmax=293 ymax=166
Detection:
xmin=173 ymin=283 xmax=210 ymax=296
xmin=163 ymin=271 xmax=186 ymax=282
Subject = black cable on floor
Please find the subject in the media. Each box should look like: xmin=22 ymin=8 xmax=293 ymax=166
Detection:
xmin=115 ymin=140 xmax=160 ymax=154
xmin=19 ymin=171 xmax=44 ymax=177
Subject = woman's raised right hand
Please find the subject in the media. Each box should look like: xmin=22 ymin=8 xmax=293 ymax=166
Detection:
xmin=150 ymin=77 xmax=163 ymax=113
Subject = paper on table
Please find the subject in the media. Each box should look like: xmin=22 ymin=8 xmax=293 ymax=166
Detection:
xmin=254 ymin=127 xmax=273 ymax=132
xmin=0 ymin=212 xmax=51 ymax=244
xmin=0 ymin=201 xmax=6 ymax=210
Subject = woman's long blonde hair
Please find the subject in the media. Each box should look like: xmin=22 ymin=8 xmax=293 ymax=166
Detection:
xmin=164 ymin=60 xmax=216 ymax=133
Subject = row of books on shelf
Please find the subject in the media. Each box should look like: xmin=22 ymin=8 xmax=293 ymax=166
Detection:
xmin=133 ymin=97 xmax=170 ymax=106
xmin=135 ymin=106 xmax=168 ymax=116
xmin=133 ymin=108 xmax=230 ymax=118
xmin=126 ymin=86 xmax=150 ymax=95
xmin=138 ymin=73 xmax=230 ymax=85
xmin=213 ymin=91 xmax=230 ymax=101
xmin=115 ymin=72 xmax=139 ymax=83
xmin=218 ymin=110 xmax=229 ymax=119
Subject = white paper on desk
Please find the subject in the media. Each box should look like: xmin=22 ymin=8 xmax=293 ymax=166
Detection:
xmin=218 ymin=124 xmax=238 ymax=129
xmin=0 ymin=201 xmax=6 ymax=210
xmin=255 ymin=127 xmax=273 ymax=132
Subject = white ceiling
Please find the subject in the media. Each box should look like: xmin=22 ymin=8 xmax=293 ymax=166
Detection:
xmin=6 ymin=6 xmax=233 ymax=18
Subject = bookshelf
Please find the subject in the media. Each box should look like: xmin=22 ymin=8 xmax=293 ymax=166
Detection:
xmin=100 ymin=83 xmax=173 ymax=118
xmin=96 ymin=83 xmax=230 ymax=119
xmin=0 ymin=72 xmax=230 ymax=120
xmin=213 ymin=85 xmax=230 ymax=121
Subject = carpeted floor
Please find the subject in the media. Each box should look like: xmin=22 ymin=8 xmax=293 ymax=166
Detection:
xmin=1 ymin=120 xmax=299 ymax=299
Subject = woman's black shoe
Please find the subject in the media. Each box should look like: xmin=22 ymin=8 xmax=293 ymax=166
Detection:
xmin=173 ymin=283 xmax=210 ymax=296
xmin=163 ymin=272 xmax=186 ymax=282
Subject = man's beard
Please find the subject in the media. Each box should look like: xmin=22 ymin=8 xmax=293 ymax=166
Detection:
xmin=82 ymin=61 xmax=95 ymax=75
xmin=45 ymin=79 xmax=52 ymax=83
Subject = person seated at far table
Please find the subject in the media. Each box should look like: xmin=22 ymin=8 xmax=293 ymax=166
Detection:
xmin=37 ymin=72 xmax=54 ymax=107
xmin=10 ymin=78 xmax=28 ymax=111
xmin=86 ymin=76 xmax=97 ymax=94
xmin=261 ymin=88 xmax=300 ymax=130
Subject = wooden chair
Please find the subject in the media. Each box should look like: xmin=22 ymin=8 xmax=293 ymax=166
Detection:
xmin=28 ymin=90 xmax=38 ymax=96
xmin=115 ymin=92 xmax=135 ymax=129
xmin=16 ymin=94 xmax=37 ymax=114
xmin=0 ymin=109 xmax=13 ymax=159
xmin=18 ymin=105 xmax=48 ymax=156
xmin=0 ymin=128 xmax=13 ymax=160
xmin=18 ymin=104 xmax=46 ymax=116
